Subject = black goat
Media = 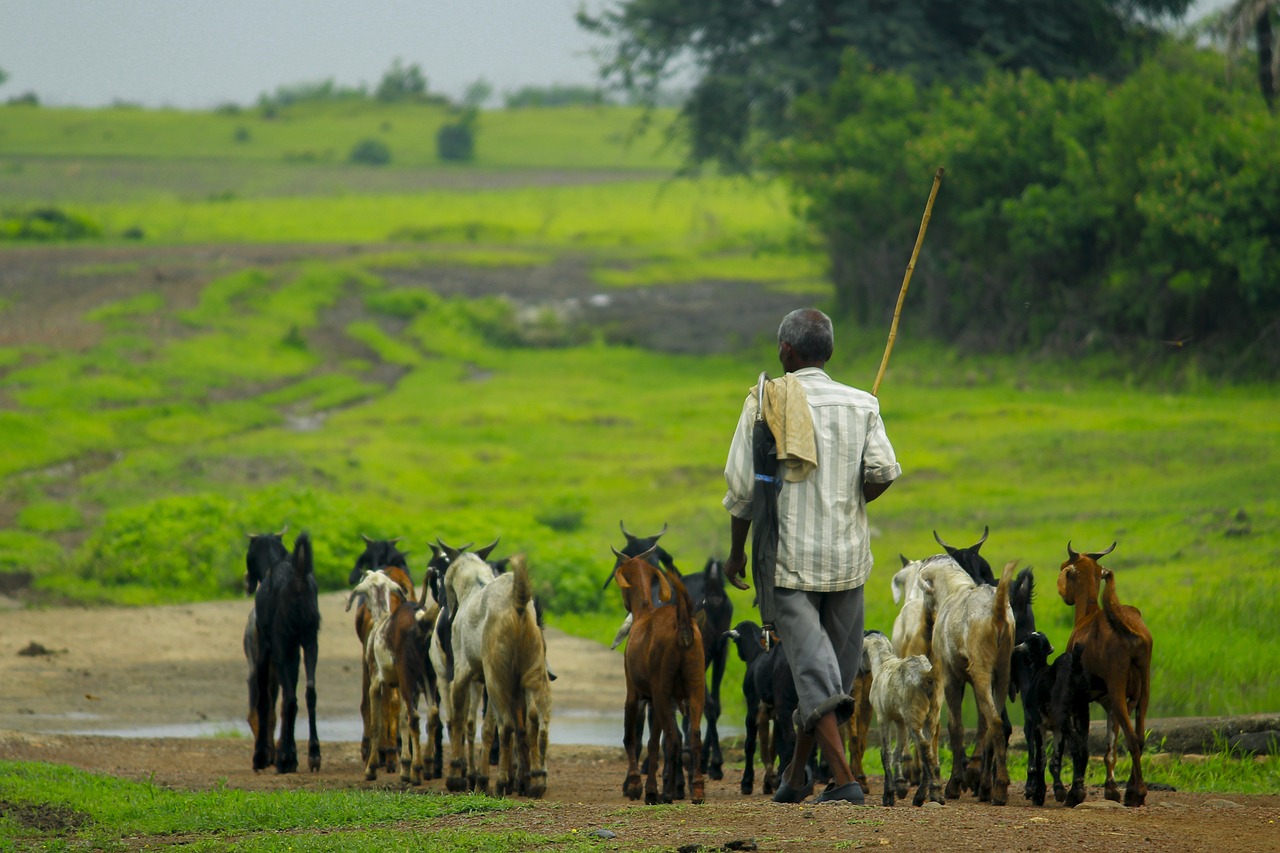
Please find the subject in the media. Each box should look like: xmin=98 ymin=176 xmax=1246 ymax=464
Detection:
xmin=1011 ymin=631 xmax=1056 ymax=806
xmin=250 ymin=530 xmax=321 ymax=774
xmin=1048 ymin=643 xmax=1093 ymax=807
xmin=681 ymin=556 xmax=733 ymax=781
xmin=243 ymin=529 xmax=286 ymax=764
xmin=727 ymin=620 xmax=781 ymax=795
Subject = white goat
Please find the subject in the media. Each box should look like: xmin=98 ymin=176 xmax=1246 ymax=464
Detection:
xmin=470 ymin=554 xmax=552 ymax=797
xmin=863 ymin=631 xmax=944 ymax=807
xmin=921 ymin=558 xmax=1016 ymax=805
xmin=442 ymin=553 xmax=495 ymax=792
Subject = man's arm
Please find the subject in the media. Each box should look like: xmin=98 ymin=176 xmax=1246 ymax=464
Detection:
xmin=724 ymin=514 xmax=752 ymax=590
xmin=863 ymin=480 xmax=892 ymax=504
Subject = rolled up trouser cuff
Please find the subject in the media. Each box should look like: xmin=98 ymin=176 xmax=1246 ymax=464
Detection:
xmin=796 ymin=693 xmax=857 ymax=735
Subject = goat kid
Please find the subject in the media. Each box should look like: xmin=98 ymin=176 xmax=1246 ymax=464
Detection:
xmin=243 ymin=529 xmax=287 ymax=766
xmin=863 ymin=631 xmax=944 ymax=806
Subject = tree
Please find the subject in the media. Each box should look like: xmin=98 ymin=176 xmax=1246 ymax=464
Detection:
xmin=375 ymin=58 xmax=427 ymax=102
xmin=578 ymin=0 xmax=1193 ymax=172
xmin=1220 ymin=0 xmax=1279 ymax=109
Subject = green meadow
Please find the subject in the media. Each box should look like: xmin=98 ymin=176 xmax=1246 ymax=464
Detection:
xmin=1 ymin=99 xmax=1277 ymax=743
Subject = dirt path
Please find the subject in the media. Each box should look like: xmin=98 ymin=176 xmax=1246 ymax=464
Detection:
xmin=0 ymin=596 xmax=1277 ymax=851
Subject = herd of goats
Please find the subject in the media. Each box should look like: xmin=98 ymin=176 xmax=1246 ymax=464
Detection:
xmin=240 ymin=521 xmax=1153 ymax=810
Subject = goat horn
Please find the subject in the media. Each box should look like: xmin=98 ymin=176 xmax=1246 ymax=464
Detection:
xmin=277 ymin=524 xmax=288 ymax=537
xmin=475 ymin=538 xmax=501 ymax=561
xmin=933 ymin=530 xmax=954 ymax=551
xmin=724 ymin=629 xmax=739 ymax=640
xmin=1066 ymin=541 xmax=1079 ymax=562
xmin=361 ymin=533 xmax=373 ymax=544
xmin=975 ymin=525 xmax=990 ymax=549
xmin=618 ymin=520 xmax=634 ymax=541
xmin=389 ymin=537 xmax=401 ymax=545
xmin=1086 ymin=541 xmax=1118 ymax=561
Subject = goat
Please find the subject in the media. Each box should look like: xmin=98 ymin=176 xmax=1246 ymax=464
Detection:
xmin=862 ymin=630 xmax=944 ymax=806
xmin=442 ymin=552 xmax=498 ymax=792
xmin=459 ymin=554 xmax=553 ymax=797
xmin=842 ymin=632 xmax=875 ymax=796
xmin=243 ymin=529 xmax=286 ymax=765
xmin=1012 ymin=632 xmax=1094 ymax=807
xmin=612 ymin=546 xmax=706 ymax=804
xmin=921 ymin=558 xmax=1016 ymax=804
xmin=346 ymin=571 xmax=438 ymax=784
xmin=1047 ymin=642 xmax=1093 ymax=807
xmin=604 ymin=522 xmax=716 ymax=788
xmin=349 ymin=535 xmax=415 ymax=773
xmin=249 ymin=530 xmax=321 ymax=774
xmin=1010 ymin=631 xmax=1056 ymax=806
xmin=726 ymin=620 xmax=784 ymax=795
xmin=680 ymin=556 xmax=733 ymax=781
xmin=1057 ymin=543 xmax=1153 ymax=807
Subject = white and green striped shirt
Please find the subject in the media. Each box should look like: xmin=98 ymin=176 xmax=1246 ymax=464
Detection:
xmin=723 ymin=367 xmax=901 ymax=592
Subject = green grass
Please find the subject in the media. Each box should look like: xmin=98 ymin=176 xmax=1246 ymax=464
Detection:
xmin=0 ymin=761 xmax=611 ymax=852
xmin=0 ymin=101 xmax=681 ymax=170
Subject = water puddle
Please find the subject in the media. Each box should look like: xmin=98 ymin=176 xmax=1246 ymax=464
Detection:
xmin=55 ymin=708 xmax=739 ymax=747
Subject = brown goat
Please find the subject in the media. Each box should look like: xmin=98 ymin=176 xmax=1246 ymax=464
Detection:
xmin=353 ymin=563 xmax=415 ymax=773
xmin=612 ymin=546 xmax=706 ymax=805
xmin=1057 ymin=543 xmax=1153 ymax=807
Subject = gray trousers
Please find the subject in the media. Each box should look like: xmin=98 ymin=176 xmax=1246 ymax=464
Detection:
xmin=772 ymin=585 xmax=865 ymax=734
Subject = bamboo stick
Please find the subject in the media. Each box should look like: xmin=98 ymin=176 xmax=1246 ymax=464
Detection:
xmin=872 ymin=166 xmax=944 ymax=397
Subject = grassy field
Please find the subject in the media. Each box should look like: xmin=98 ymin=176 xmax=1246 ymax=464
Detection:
xmin=1 ymin=101 xmax=1277 ymax=733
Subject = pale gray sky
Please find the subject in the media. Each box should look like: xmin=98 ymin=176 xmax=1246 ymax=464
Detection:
xmin=0 ymin=0 xmax=1232 ymax=109
xmin=0 ymin=0 xmax=611 ymax=108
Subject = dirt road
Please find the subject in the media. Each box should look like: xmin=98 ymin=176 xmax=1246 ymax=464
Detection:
xmin=0 ymin=595 xmax=1277 ymax=851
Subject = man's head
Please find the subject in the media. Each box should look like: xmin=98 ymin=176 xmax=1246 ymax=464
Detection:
xmin=777 ymin=308 xmax=833 ymax=371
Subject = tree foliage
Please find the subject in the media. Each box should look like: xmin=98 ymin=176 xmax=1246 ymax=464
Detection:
xmin=579 ymin=0 xmax=1192 ymax=172
xmin=770 ymin=43 xmax=1280 ymax=377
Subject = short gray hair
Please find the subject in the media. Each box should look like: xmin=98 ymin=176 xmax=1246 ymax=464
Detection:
xmin=778 ymin=308 xmax=833 ymax=362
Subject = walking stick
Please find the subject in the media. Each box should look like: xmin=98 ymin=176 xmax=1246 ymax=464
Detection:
xmin=872 ymin=167 xmax=944 ymax=397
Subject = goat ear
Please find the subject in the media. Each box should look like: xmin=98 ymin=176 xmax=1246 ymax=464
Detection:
xmin=612 ymin=566 xmax=631 ymax=590
xmin=655 ymin=567 xmax=672 ymax=603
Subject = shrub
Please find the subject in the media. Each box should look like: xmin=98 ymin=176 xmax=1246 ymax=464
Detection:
xmin=437 ymin=109 xmax=478 ymax=162
xmin=349 ymin=138 xmax=391 ymax=166
xmin=0 ymin=207 xmax=101 ymax=241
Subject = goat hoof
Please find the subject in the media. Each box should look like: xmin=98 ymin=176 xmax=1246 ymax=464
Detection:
xmin=365 ymin=768 xmax=378 ymax=782
xmin=1104 ymin=784 xmax=1122 ymax=802
xmin=944 ymin=779 xmax=962 ymax=800
xmin=1053 ymin=785 xmax=1067 ymax=803
xmin=1124 ymin=788 xmax=1146 ymax=808
xmin=740 ymin=783 xmax=753 ymax=796
xmin=1066 ymin=783 xmax=1087 ymax=808
xmin=308 ymin=754 xmax=321 ymax=772
xmin=645 ymin=791 xmax=659 ymax=806
xmin=708 ymin=765 xmax=723 ymax=782
xmin=882 ymin=794 xmax=895 ymax=807
xmin=446 ymin=775 xmax=469 ymax=793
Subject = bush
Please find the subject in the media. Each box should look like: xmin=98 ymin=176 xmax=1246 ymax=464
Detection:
xmin=0 ymin=207 xmax=101 ymax=241
xmin=437 ymin=122 xmax=475 ymax=162
xmin=348 ymin=137 xmax=391 ymax=166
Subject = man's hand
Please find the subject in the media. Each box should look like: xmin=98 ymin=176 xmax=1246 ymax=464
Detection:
xmin=724 ymin=551 xmax=750 ymax=591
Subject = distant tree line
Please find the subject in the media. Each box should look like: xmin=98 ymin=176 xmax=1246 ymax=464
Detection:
xmin=581 ymin=1 xmax=1280 ymax=377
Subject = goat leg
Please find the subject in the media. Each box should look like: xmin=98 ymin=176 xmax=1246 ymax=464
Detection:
xmin=622 ymin=696 xmax=644 ymax=801
xmin=880 ymin=724 xmax=896 ymax=807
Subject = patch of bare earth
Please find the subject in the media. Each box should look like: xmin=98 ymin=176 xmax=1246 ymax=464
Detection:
xmin=0 ymin=595 xmax=1276 ymax=852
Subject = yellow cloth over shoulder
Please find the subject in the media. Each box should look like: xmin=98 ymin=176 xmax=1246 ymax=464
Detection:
xmin=759 ymin=374 xmax=817 ymax=483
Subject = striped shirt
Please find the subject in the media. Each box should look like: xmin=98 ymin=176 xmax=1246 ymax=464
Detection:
xmin=722 ymin=367 xmax=901 ymax=592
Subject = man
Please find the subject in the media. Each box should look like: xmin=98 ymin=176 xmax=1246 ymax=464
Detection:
xmin=722 ymin=308 xmax=900 ymax=804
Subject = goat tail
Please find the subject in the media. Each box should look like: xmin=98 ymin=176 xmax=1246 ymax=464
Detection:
xmin=510 ymin=553 xmax=533 ymax=613
xmin=993 ymin=560 xmax=1016 ymax=638
xmin=293 ymin=530 xmax=314 ymax=575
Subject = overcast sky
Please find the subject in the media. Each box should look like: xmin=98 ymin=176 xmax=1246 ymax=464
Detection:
xmin=0 ymin=0 xmax=612 ymax=108
xmin=0 ymin=0 xmax=1232 ymax=110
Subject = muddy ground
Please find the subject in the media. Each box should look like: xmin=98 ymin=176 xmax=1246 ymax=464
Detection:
xmin=0 ymin=244 xmax=1277 ymax=849
xmin=0 ymin=594 xmax=1277 ymax=852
